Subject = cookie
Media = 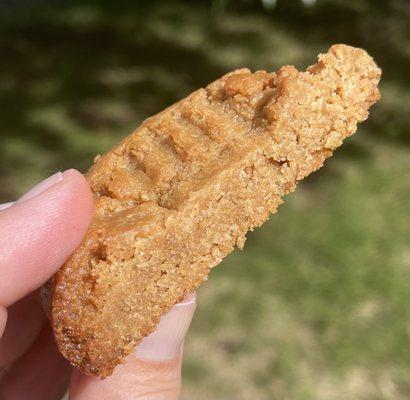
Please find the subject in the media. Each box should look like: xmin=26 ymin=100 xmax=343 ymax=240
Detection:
xmin=50 ymin=45 xmax=381 ymax=377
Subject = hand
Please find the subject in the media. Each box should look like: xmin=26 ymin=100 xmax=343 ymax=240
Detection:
xmin=0 ymin=170 xmax=196 ymax=400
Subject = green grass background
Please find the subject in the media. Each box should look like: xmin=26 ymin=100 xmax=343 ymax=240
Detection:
xmin=0 ymin=1 xmax=409 ymax=399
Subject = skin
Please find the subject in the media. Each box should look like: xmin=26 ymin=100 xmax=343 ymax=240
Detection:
xmin=0 ymin=169 xmax=190 ymax=400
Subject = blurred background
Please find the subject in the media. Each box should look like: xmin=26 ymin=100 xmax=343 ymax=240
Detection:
xmin=0 ymin=0 xmax=409 ymax=399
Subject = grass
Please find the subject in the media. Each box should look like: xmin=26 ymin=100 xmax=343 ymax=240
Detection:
xmin=0 ymin=1 xmax=408 ymax=398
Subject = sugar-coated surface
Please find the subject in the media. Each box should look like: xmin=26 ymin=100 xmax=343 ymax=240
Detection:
xmin=51 ymin=45 xmax=380 ymax=377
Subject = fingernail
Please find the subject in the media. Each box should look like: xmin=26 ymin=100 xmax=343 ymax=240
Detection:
xmin=16 ymin=171 xmax=64 ymax=203
xmin=134 ymin=293 xmax=196 ymax=361
xmin=0 ymin=202 xmax=14 ymax=211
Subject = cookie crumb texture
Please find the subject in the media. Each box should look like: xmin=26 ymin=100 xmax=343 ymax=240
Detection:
xmin=51 ymin=45 xmax=380 ymax=377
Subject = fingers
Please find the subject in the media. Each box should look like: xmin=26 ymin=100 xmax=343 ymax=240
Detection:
xmin=0 ymin=324 xmax=72 ymax=400
xmin=69 ymin=294 xmax=197 ymax=400
xmin=71 ymin=357 xmax=183 ymax=400
xmin=0 ymin=291 xmax=45 ymax=368
xmin=0 ymin=169 xmax=93 ymax=307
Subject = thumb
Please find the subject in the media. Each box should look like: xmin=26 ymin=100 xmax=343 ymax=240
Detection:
xmin=0 ymin=169 xmax=93 ymax=307
xmin=69 ymin=294 xmax=197 ymax=400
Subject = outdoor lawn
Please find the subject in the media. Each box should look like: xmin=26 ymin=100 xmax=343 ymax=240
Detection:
xmin=0 ymin=1 xmax=409 ymax=399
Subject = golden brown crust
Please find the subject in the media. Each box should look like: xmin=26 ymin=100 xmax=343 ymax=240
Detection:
xmin=50 ymin=45 xmax=380 ymax=377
